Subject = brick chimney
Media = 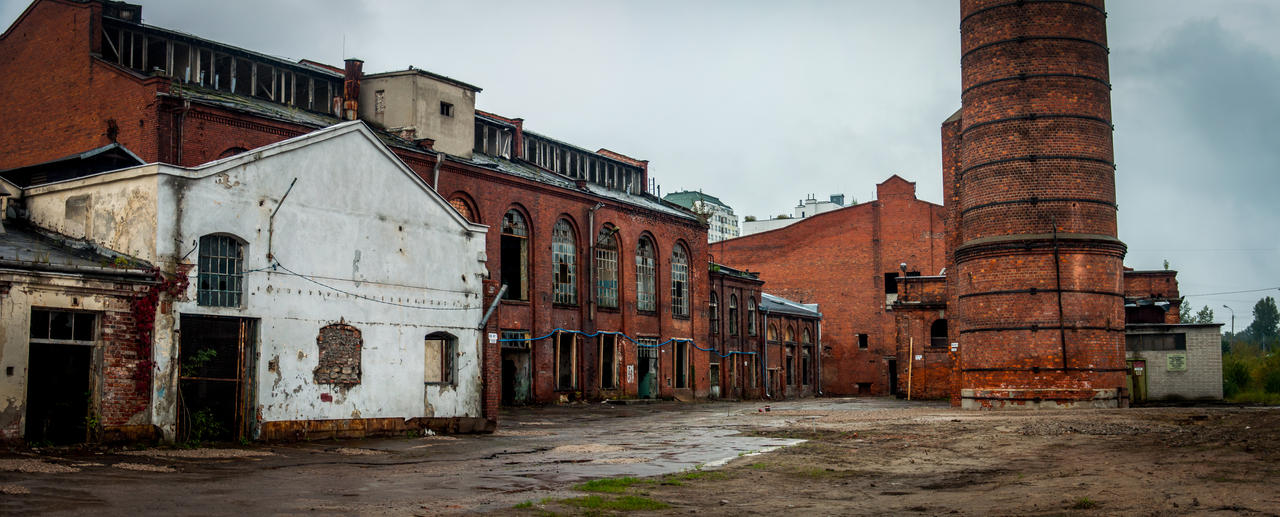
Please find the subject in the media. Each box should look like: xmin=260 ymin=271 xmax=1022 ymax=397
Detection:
xmin=342 ymin=58 xmax=364 ymax=121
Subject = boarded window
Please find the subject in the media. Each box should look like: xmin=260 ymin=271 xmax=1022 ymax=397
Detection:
xmin=636 ymin=237 xmax=656 ymax=312
xmin=501 ymin=210 xmax=529 ymax=301
xmin=314 ymin=323 xmax=362 ymax=385
xmin=595 ymin=227 xmax=619 ymax=309
xmin=424 ymin=332 xmax=456 ymax=385
xmin=1126 ymin=333 xmax=1187 ymax=351
xmin=552 ymin=219 xmax=577 ymax=305
xmin=197 ymin=234 xmax=243 ymax=307
xmin=670 ymin=245 xmax=689 ymax=317
xmin=448 ymin=196 xmax=475 ymax=222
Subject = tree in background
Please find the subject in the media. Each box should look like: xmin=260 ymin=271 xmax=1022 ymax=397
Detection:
xmin=1247 ymin=296 xmax=1279 ymax=350
xmin=1180 ymin=300 xmax=1215 ymax=324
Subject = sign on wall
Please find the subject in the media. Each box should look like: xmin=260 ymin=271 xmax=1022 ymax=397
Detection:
xmin=627 ymin=365 xmax=635 ymax=383
xmin=1167 ymin=353 xmax=1188 ymax=372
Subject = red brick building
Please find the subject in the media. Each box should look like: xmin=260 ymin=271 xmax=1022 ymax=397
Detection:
xmin=707 ymin=264 xmax=766 ymax=400
xmin=1 ymin=0 xmax=713 ymax=426
xmin=711 ymin=176 xmax=945 ymax=396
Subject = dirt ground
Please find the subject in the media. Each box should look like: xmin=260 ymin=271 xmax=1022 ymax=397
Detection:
xmin=521 ymin=406 xmax=1280 ymax=516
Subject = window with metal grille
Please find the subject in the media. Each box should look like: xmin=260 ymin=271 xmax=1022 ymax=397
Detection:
xmin=197 ymin=234 xmax=243 ymax=307
xmin=670 ymin=244 xmax=689 ymax=317
xmin=552 ymin=220 xmax=577 ymax=305
xmin=728 ymin=294 xmax=739 ymax=335
xmin=709 ymin=292 xmax=720 ymax=335
xmin=636 ymin=237 xmax=656 ymax=312
xmin=500 ymin=210 xmax=529 ymax=301
xmin=746 ymin=298 xmax=758 ymax=336
xmin=596 ymin=227 xmax=619 ymax=309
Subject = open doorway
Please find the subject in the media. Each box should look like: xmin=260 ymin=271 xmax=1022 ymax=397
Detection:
xmin=25 ymin=310 xmax=96 ymax=444
xmin=637 ymin=341 xmax=659 ymax=399
xmin=500 ymin=330 xmax=532 ymax=406
xmin=178 ymin=315 xmax=256 ymax=442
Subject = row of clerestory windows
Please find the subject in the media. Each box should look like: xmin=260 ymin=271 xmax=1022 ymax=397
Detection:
xmin=708 ymin=291 xmax=758 ymax=336
xmin=479 ymin=204 xmax=690 ymax=316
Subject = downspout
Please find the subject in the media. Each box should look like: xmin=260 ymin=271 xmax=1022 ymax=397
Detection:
xmin=174 ymin=99 xmax=191 ymax=165
xmin=432 ymin=154 xmax=445 ymax=191
xmin=585 ymin=202 xmax=603 ymax=399
xmin=761 ymin=308 xmax=770 ymax=398
xmin=478 ymin=284 xmax=509 ymax=331
xmin=816 ymin=319 xmax=823 ymax=396
xmin=266 ymin=177 xmax=298 ymax=261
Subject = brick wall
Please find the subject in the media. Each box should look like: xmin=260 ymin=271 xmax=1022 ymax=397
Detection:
xmin=97 ymin=306 xmax=149 ymax=428
xmin=708 ymin=268 xmax=766 ymax=400
xmin=953 ymin=0 xmax=1126 ymax=406
xmin=712 ymin=176 xmax=945 ymax=396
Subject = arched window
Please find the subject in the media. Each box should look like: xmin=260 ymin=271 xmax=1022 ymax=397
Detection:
xmin=197 ymin=234 xmax=243 ymax=307
xmin=596 ymin=226 xmax=619 ymax=309
xmin=768 ymin=324 xmax=779 ymax=342
xmin=801 ymin=329 xmax=813 ymax=386
xmin=786 ymin=326 xmax=796 ymax=344
xmin=746 ymin=298 xmax=758 ymax=336
xmin=709 ymin=292 xmax=720 ymax=335
xmin=670 ymin=244 xmax=689 ymax=317
xmin=424 ymin=332 xmax=457 ymax=385
xmin=552 ymin=219 xmax=577 ymax=305
xmin=217 ymin=147 xmax=248 ymax=159
xmin=802 ymin=328 xmax=812 ymax=345
xmin=930 ymin=319 xmax=948 ymax=348
xmin=448 ymin=196 xmax=476 ymax=222
xmin=728 ymin=294 xmax=739 ymax=336
xmin=636 ymin=236 xmax=656 ymax=312
xmin=501 ymin=210 xmax=529 ymax=301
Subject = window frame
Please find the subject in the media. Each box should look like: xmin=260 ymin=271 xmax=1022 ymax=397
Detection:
xmin=670 ymin=244 xmax=690 ymax=317
xmin=28 ymin=309 xmax=97 ymax=346
xmin=728 ymin=294 xmax=739 ymax=336
xmin=197 ymin=234 xmax=245 ymax=308
xmin=424 ymin=332 xmax=457 ymax=386
xmin=555 ymin=330 xmax=577 ymax=390
xmin=709 ymin=291 xmax=720 ymax=335
xmin=635 ymin=236 xmax=657 ymax=312
xmin=595 ymin=226 xmax=619 ymax=309
xmin=552 ymin=219 xmax=578 ymax=306
xmin=746 ymin=297 xmax=758 ymax=336
xmin=500 ymin=209 xmax=530 ymax=301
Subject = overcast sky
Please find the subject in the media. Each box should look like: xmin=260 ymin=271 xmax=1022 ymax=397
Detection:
xmin=2 ymin=0 xmax=1277 ymax=328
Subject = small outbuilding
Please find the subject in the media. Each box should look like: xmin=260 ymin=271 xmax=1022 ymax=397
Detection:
xmin=1125 ymin=323 xmax=1224 ymax=401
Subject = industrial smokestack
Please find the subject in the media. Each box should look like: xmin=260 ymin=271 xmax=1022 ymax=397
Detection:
xmin=342 ymin=58 xmax=363 ymax=121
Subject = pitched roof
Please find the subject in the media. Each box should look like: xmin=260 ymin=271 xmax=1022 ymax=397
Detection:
xmin=761 ymin=292 xmax=821 ymax=319
xmin=0 ymin=221 xmax=152 ymax=277
xmin=664 ymin=190 xmax=728 ymax=209
xmin=0 ymin=143 xmax=144 ymax=187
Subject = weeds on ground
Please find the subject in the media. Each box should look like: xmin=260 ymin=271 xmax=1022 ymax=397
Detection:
xmin=574 ymin=477 xmax=645 ymax=493
xmin=561 ymin=495 xmax=669 ymax=511
xmin=749 ymin=462 xmax=769 ymax=470
xmin=1070 ymin=497 xmax=1097 ymax=509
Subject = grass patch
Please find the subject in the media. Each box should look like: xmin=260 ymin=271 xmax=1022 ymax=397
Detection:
xmin=669 ymin=469 xmax=727 ymax=482
xmin=749 ymin=462 xmax=769 ymax=470
xmin=561 ymin=495 xmax=669 ymax=511
xmin=573 ymin=476 xmax=646 ymax=493
xmin=512 ymin=501 xmax=534 ymax=509
xmin=1070 ymin=497 xmax=1097 ymax=510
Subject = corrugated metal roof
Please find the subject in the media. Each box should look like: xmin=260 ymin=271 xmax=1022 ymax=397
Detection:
xmin=761 ymin=292 xmax=821 ymax=318
xmin=171 ymin=83 xmax=341 ymax=129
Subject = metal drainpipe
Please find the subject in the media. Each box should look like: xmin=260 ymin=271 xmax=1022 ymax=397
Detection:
xmin=816 ymin=319 xmax=823 ymax=396
xmin=432 ymin=154 xmax=445 ymax=191
xmin=761 ymin=308 xmax=770 ymax=398
xmin=584 ymin=203 xmax=603 ymax=400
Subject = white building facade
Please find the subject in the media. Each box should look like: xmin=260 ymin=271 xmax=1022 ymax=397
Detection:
xmin=19 ymin=122 xmax=491 ymax=441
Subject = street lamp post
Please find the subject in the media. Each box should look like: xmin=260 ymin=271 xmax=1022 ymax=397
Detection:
xmin=1222 ymin=305 xmax=1235 ymax=350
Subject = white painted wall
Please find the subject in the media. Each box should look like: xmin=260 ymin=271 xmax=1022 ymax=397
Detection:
xmin=22 ymin=122 xmax=490 ymax=440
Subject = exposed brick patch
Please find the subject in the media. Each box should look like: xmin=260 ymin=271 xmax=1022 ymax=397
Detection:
xmin=314 ymin=323 xmax=363 ymax=386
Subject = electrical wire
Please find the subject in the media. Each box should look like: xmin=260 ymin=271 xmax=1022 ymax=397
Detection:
xmin=259 ymin=260 xmax=478 ymax=311
xmin=1181 ymin=286 xmax=1280 ymax=297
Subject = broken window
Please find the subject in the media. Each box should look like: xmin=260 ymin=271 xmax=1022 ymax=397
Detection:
xmin=596 ymin=226 xmax=619 ymax=309
xmin=552 ymin=219 xmax=577 ymax=305
xmin=233 ymin=57 xmax=253 ymax=96
xmin=145 ymin=37 xmax=165 ymax=74
xmin=747 ymin=298 xmax=758 ymax=336
xmin=636 ymin=236 xmax=657 ymax=312
xmin=709 ymin=291 xmax=720 ymax=335
xmin=884 ymin=272 xmax=900 ymax=305
xmin=675 ymin=341 xmax=690 ymax=389
xmin=26 ymin=310 xmax=96 ymax=444
xmin=424 ymin=332 xmax=456 ymax=385
xmin=314 ymin=323 xmax=362 ymax=385
xmin=173 ymin=42 xmax=192 ymax=82
xmin=858 ymin=333 xmax=869 ymax=349
xmin=197 ymin=234 xmax=243 ymax=307
xmin=930 ymin=319 xmax=948 ymax=348
xmin=728 ymin=294 xmax=739 ymax=336
xmin=500 ymin=210 xmax=530 ymax=301
xmin=314 ymin=79 xmax=332 ymax=113
xmin=599 ymin=333 xmax=619 ymax=390
xmin=555 ymin=331 xmax=576 ymax=390
xmin=474 ymin=122 xmax=485 ymax=154
xmin=670 ymin=244 xmax=689 ymax=317
xmin=440 ymin=101 xmax=454 ymax=117
xmin=214 ymin=53 xmax=232 ymax=90
xmin=448 ymin=196 xmax=476 ymax=222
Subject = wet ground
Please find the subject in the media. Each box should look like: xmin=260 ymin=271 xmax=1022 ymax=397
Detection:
xmin=0 ymin=397 xmax=919 ymax=515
